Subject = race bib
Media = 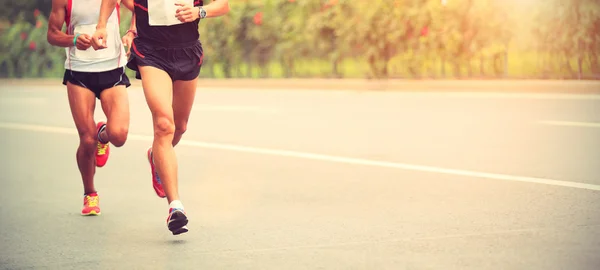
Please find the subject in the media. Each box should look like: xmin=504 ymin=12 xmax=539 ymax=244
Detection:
xmin=73 ymin=23 xmax=117 ymax=60
xmin=148 ymin=0 xmax=194 ymax=26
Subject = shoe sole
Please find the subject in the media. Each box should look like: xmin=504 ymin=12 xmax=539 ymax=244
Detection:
xmin=172 ymin=226 xmax=189 ymax=235
xmin=168 ymin=211 xmax=189 ymax=235
xmin=81 ymin=211 xmax=101 ymax=216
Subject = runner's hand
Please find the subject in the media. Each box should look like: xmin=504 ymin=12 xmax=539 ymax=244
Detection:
xmin=75 ymin=34 xmax=92 ymax=50
xmin=122 ymin=31 xmax=135 ymax=57
xmin=92 ymin=27 xmax=108 ymax=50
xmin=175 ymin=2 xmax=200 ymax=23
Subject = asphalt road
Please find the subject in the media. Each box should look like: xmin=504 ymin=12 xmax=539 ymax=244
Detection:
xmin=0 ymin=83 xmax=599 ymax=269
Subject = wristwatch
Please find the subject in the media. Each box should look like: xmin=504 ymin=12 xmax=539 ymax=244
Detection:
xmin=198 ymin=7 xmax=207 ymax=19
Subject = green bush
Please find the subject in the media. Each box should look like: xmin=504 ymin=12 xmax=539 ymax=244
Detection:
xmin=0 ymin=12 xmax=64 ymax=78
xmin=1 ymin=0 xmax=598 ymax=80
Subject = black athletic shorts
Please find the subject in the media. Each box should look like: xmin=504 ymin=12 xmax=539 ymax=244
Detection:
xmin=62 ymin=67 xmax=131 ymax=99
xmin=127 ymin=38 xmax=204 ymax=81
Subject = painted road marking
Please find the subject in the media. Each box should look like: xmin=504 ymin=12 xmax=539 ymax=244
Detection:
xmin=539 ymin=120 xmax=600 ymax=128
xmin=0 ymin=97 xmax=47 ymax=105
xmin=1 ymin=121 xmax=599 ymax=192
xmin=193 ymin=105 xmax=278 ymax=113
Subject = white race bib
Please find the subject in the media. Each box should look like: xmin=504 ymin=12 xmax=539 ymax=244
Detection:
xmin=148 ymin=0 xmax=194 ymax=26
xmin=74 ymin=23 xmax=117 ymax=60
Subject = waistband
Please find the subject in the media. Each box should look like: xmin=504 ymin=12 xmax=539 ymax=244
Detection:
xmin=135 ymin=37 xmax=200 ymax=48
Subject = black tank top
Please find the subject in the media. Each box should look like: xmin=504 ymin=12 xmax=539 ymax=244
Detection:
xmin=134 ymin=0 xmax=203 ymax=46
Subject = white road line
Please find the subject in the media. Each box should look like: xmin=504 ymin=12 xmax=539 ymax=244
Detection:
xmin=0 ymin=97 xmax=47 ymax=104
xmin=1 ymin=121 xmax=599 ymax=192
xmin=361 ymin=92 xmax=600 ymax=100
xmin=539 ymin=120 xmax=600 ymax=128
xmin=193 ymin=105 xmax=278 ymax=113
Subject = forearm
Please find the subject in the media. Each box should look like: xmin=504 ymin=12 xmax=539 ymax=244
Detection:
xmin=129 ymin=13 xmax=137 ymax=31
xmin=48 ymin=30 xmax=76 ymax=47
xmin=202 ymin=0 xmax=230 ymax=18
xmin=97 ymin=0 xmax=118 ymax=28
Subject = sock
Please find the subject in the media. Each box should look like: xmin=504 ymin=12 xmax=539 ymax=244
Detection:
xmin=97 ymin=124 xmax=108 ymax=144
xmin=169 ymin=200 xmax=184 ymax=211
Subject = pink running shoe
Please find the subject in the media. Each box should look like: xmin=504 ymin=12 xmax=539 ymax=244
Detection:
xmin=147 ymin=147 xmax=166 ymax=198
xmin=95 ymin=122 xmax=109 ymax=167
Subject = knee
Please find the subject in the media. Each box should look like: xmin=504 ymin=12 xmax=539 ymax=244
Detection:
xmin=108 ymin=126 xmax=128 ymax=147
xmin=79 ymin=134 xmax=97 ymax=152
xmin=155 ymin=116 xmax=175 ymax=138
xmin=175 ymin=121 xmax=187 ymax=136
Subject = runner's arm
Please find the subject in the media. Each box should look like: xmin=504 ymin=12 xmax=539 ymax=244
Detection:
xmin=47 ymin=0 xmax=75 ymax=47
xmin=201 ymin=0 xmax=230 ymax=18
xmin=122 ymin=10 xmax=136 ymax=56
xmin=127 ymin=12 xmax=137 ymax=35
xmin=97 ymin=0 xmax=119 ymax=29
xmin=92 ymin=0 xmax=118 ymax=48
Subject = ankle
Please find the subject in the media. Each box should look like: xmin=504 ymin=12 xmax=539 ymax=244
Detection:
xmin=169 ymin=200 xmax=184 ymax=210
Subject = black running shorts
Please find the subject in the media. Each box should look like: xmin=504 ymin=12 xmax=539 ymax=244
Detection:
xmin=127 ymin=38 xmax=204 ymax=82
xmin=62 ymin=67 xmax=131 ymax=99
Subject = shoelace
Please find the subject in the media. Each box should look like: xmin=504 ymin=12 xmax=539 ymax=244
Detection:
xmin=86 ymin=196 xmax=99 ymax=207
xmin=97 ymin=142 xmax=107 ymax=155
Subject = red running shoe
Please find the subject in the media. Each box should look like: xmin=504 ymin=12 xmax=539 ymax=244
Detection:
xmin=95 ymin=122 xmax=109 ymax=167
xmin=147 ymin=147 xmax=166 ymax=198
xmin=81 ymin=193 xmax=101 ymax=216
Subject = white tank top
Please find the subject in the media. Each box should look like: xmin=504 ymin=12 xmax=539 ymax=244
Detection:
xmin=64 ymin=0 xmax=126 ymax=72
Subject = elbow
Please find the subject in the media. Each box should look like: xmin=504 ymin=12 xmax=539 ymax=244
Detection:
xmin=46 ymin=32 xmax=55 ymax=46
xmin=47 ymin=30 xmax=61 ymax=46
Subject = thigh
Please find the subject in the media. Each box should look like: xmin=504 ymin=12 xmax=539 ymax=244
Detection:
xmin=99 ymin=84 xmax=130 ymax=130
xmin=172 ymin=78 xmax=198 ymax=128
xmin=139 ymin=65 xmax=174 ymax=119
xmin=66 ymin=82 xmax=97 ymax=137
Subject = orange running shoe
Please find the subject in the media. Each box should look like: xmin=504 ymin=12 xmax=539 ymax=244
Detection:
xmin=147 ymin=147 xmax=166 ymax=198
xmin=96 ymin=122 xmax=110 ymax=167
xmin=81 ymin=193 xmax=101 ymax=216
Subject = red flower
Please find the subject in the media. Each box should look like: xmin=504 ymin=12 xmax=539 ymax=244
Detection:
xmin=34 ymin=9 xmax=41 ymax=18
xmin=36 ymin=20 xmax=43 ymax=29
xmin=20 ymin=32 xmax=27 ymax=40
xmin=253 ymin=12 xmax=263 ymax=25
xmin=29 ymin=41 xmax=36 ymax=51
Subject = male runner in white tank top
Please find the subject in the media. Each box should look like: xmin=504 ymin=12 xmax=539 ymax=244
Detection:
xmin=47 ymin=0 xmax=132 ymax=216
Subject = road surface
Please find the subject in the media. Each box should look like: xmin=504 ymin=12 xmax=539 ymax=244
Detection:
xmin=1 ymin=83 xmax=599 ymax=269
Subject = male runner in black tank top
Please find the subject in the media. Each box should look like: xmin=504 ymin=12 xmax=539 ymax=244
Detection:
xmin=92 ymin=0 xmax=230 ymax=236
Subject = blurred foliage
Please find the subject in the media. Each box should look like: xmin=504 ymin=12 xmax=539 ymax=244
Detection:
xmin=0 ymin=0 xmax=599 ymax=79
xmin=0 ymin=12 xmax=65 ymax=78
xmin=0 ymin=0 xmax=52 ymax=24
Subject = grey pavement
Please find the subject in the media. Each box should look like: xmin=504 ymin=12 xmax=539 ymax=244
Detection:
xmin=0 ymin=83 xmax=599 ymax=269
